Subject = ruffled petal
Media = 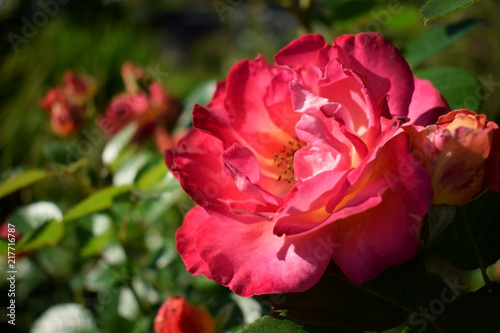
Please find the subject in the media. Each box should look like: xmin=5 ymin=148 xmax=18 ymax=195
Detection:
xmin=274 ymin=34 xmax=331 ymax=70
xmin=332 ymin=33 xmax=414 ymax=118
xmin=166 ymin=129 xmax=271 ymax=215
xmin=331 ymin=134 xmax=432 ymax=284
xmin=180 ymin=207 xmax=335 ymax=296
xmin=273 ymin=170 xmax=349 ymax=236
xmin=175 ymin=206 xmax=212 ymax=278
xmin=407 ymin=77 xmax=450 ymax=126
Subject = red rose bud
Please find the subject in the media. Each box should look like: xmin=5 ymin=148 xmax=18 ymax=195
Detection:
xmin=99 ymin=64 xmax=183 ymax=147
xmin=0 ymin=222 xmax=21 ymax=239
xmin=154 ymin=296 xmax=216 ymax=333
xmin=98 ymin=93 xmax=150 ymax=136
xmin=62 ymin=70 xmax=97 ymax=106
xmin=39 ymin=88 xmax=86 ymax=136
xmin=409 ymin=109 xmax=500 ymax=206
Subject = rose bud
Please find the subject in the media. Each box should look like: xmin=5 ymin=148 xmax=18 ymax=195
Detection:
xmin=98 ymin=93 xmax=150 ymax=137
xmin=408 ymin=109 xmax=500 ymax=206
xmin=39 ymin=88 xmax=86 ymax=136
xmin=62 ymin=70 xmax=97 ymax=106
xmin=154 ymin=296 xmax=216 ymax=333
xmin=99 ymin=78 xmax=183 ymax=148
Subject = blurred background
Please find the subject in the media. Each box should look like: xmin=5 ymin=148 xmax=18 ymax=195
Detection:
xmin=1 ymin=0 xmax=500 ymax=332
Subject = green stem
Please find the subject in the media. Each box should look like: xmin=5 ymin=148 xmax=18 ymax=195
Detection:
xmin=461 ymin=206 xmax=491 ymax=286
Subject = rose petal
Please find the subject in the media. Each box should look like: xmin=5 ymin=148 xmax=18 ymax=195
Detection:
xmin=175 ymin=207 xmax=212 ymax=278
xmin=274 ymin=34 xmax=331 ymax=70
xmin=407 ymin=77 xmax=450 ymax=126
xmin=332 ymin=33 xmax=414 ymax=118
xmin=184 ymin=207 xmax=335 ymax=296
xmin=331 ymin=134 xmax=432 ymax=284
xmin=166 ymin=129 xmax=271 ymax=215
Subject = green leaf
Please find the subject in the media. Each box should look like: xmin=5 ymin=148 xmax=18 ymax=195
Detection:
xmin=415 ymin=66 xmax=482 ymax=111
xmin=85 ymin=261 xmax=126 ymax=291
xmin=31 ymin=303 xmax=99 ymax=333
xmin=424 ymin=205 xmax=457 ymax=246
xmin=43 ymin=142 xmax=81 ymax=165
xmin=135 ymin=160 xmax=169 ymax=191
xmin=17 ymin=219 xmax=64 ymax=252
xmin=102 ymin=122 xmax=138 ymax=166
xmin=63 ymin=185 xmax=132 ymax=222
xmin=0 ymin=169 xmax=52 ymax=199
xmin=261 ymin=260 xmax=427 ymax=331
xmin=79 ymin=214 xmax=113 ymax=257
xmin=134 ymin=164 xmax=180 ymax=198
xmin=430 ymin=191 xmax=500 ymax=270
xmin=237 ymin=316 xmax=308 ymax=333
xmin=420 ymin=0 xmax=481 ymax=23
xmin=113 ymin=150 xmax=155 ymax=186
xmin=403 ymin=20 xmax=480 ymax=68
xmin=8 ymin=201 xmax=63 ymax=232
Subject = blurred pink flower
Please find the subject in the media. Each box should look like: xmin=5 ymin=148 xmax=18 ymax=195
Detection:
xmin=98 ymin=62 xmax=182 ymax=151
xmin=39 ymin=71 xmax=96 ymax=136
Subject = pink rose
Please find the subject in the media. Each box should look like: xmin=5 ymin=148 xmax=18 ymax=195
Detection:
xmin=39 ymin=88 xmax=86 ymax=136
xmin=407 ymin=109 xmax=500 ymax=206
xmin=167 ymin=33 xmax=449 ymax=296
xmin=99 ymin=63 xmax=182 ymax=150
xmin=62 ymin=70 xmax=97 ymax=106
xmin=98 ymin=92 xmax=150 ymax=136
xmin=39 ymin=71 xmax=96 ymax=136
xmin=154 ymin=296 xmax=216 ymax=333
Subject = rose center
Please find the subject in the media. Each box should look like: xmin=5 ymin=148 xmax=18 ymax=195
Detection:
xmin=274 ymin=137 xmax=304 ymax=184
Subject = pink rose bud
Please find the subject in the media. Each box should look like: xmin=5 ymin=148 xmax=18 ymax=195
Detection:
xmin=39 ymin=88 xmax=86 ymax=136
xmin=409 ymin=109 xmax=500 ymax=206
xmin=98 ymin=93 xmax=150 ymax=136
xmin=62 ymin=70 xmax=97 ymax=106
xmin=99 ymin=72 xmax=183 ymax=144
xmin=154 ymin=296 xmax=216 ymax=333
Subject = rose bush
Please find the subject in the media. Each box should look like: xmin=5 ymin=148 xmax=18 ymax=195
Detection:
xmin=407 ymin=109 xmax=500 ymax=206
xmin=166 ymin=33 xmax=450 ymax=297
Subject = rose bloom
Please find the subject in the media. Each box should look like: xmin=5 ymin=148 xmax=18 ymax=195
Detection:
xmin=167 ymin=33 xmax=449 ymax=296
xmin=407 ymin=109 xmax=500 ymax=206
xmin=61 ymin=70 xmax=97 ymax=106
xmin=39 ymin=88 xmax=87 ymax=136
xmin=98 ymin=63 xmax=182 ymax=150
xmin=39 ymin=71 xmax=96 ymax=136
xmin=154 ymin=296 xmax=216 ymax=333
